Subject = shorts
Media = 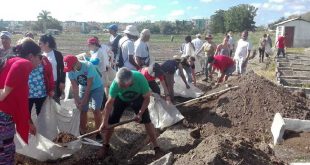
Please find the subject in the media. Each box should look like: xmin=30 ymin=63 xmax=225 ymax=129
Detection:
xmin=224 ymin=65 xmax=235 ymax=76
xmin=79 ymin=86 xmax=104 ymax=112
xmin=108 ymin=95 xmax=151 ymax=125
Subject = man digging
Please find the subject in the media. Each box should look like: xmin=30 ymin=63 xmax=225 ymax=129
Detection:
xmin=98 ymin=68 xmax=161 ymax=158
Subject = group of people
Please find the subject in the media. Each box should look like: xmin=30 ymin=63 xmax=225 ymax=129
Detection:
xmin=0 ymin=24 xmax=289 ymax=163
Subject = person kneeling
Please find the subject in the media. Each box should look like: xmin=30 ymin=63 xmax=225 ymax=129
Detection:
xmin=207 ymin=55 xmax=235 ymax=83
xmin=99 ymin=68 xmax=160 ymax=158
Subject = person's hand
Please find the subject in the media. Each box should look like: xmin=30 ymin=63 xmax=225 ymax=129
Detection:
xmin=75 ymin=99 xmax=82 ymax=110
xmin=48 ymin=91 xmax=55 ymax=97
xmin=186 ymin=84 xmax=190 ymax=89
xmin=165 ymin=96 xmax=172 ymax=105
xmin=134 ymin=114 xmax=142 ymax=123
xmin=29 ymin=122 xmax=36 ymax=135
xmin=59 ymin=83 xmax=65 ymax=93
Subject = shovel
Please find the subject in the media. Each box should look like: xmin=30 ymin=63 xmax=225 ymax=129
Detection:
xmin=77 ymin=118 xmax=136 ymax=139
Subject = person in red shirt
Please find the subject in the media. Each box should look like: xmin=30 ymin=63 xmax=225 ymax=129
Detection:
xmin=0 ymin=38 xmax=41 ymax=164
xmin=139 ymin=63 xmax=172 ymax=104
xmin=207 ymin=55 xmax=235 ymax=83
xmin=276 ymin=33 xmax=286 ymax=57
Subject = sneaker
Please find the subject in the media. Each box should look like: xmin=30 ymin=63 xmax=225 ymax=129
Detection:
xmin=96 ymin=133 xmax=103 ymax=142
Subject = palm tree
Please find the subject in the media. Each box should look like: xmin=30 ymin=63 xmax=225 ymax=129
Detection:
xmin=37 ymin=10 xmax=52 ymax=32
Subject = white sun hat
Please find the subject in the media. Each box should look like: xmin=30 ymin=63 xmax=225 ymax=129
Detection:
xmin=123 ymin=25 xmax=139 ymax=37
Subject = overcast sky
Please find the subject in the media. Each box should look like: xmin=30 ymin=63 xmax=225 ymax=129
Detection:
xmin=1 ymin=0 xmax=309 ymax=25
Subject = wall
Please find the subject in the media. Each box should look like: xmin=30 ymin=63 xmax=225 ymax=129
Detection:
xmin=280 ymin=20 xmax=310 ymax=47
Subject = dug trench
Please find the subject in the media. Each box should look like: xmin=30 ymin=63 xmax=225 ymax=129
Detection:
xmin=16 ymin=71 xmax=310 ymax=165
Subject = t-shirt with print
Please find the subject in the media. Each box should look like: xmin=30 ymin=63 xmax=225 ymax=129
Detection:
xmin=134 ymin=39 xmax=150 ymax=65
xmin=109 ymin=71 xmax=150 ymax=102
xmin=28 ymin=64 xmax=47 ymax=98
xmin=202 ymin=41 xmax=216 ymax=57
xmin=119 ymin=36 xmax=136 ymax=70
xmin=234 ymin=39 xmax=252 ymax=61
xmin=68 ymin=61 xmax=103 ymax=90
xmin=139 ymin=67 xmax=164 ymax=81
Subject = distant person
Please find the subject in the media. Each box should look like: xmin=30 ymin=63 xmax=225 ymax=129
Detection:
xmin=28 ymin=52 xmax=54 ymax=118
xmin=0 ymin=31 xmax=14 ymax=58
xmin=227 ymin=31 xmax=235 ymax=57
xmin=267 ymin=34 xmax=272 ymax=47
xmin=170 ymin=35 xmax=174 ymax=42
xmin=258 ymin=34 xmax=267 ymax=63
xmin=0 ymin=38 xmax=41 ymax=164
xmin=265 ymin=34 xmax=273 ymax=57
xmin=182 ymin=35 xmax=195 ymax=57
xmin=25 ymin=32 xmax=34 ymax=39
xmin=107 ymin=24 xmax=122 ymax=66
xmin=135 ymin=29 xmax=151 ymax=68
xmin=276 ymin=33 xmax=286 ymax=58
xmin=234 ymin=30 xmax=252 ymax=75
xmin=215 ymin=35 xmax=230 ymax=56
xmin=139 ymin=63 xmax=172 ymax=104
xmin=196 ymin=34 xmax=217 ymax=81
xmin=192 ymin=34 xmax=204 ymax=71
xmin=116 ymin=25 xmax=140 ymax=70
xmin=99 ymin=68 xmax=160 ymax=158
xmin=160 ymin=55 xmax=190 ymax=103
xmin=39 ymin=34 xmax=65 ymax=103
xmin=207 ymin=55 xmax=235 ymax=83
xmin=64 ymin=55 xmax=104 ymax=140
xmin=188 ymin=56 xmax=196 ymax=86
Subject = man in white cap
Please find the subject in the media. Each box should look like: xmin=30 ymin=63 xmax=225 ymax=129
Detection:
xmin=134 ymin=29 xmax=151 ymax=68
xmin=192 ymin=33 xmax=204 ymax=73
xmin=0 ymin=31 xmax=14 ymax=58
xmin=116 ymin=25 xmax=140 ymax=70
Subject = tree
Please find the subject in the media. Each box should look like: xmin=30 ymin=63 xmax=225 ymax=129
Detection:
xmin=137 ymin=23 xmax=160 ymax=34
xmin=224 ymin=4 xmax=257 ymax=32
xmin=159 ymin=21 xmax=175 ymax=34
xmin=209 ymin=10 xmax=226 ymax=33
xmin=37 ymin=10 xmax=52 ymax=32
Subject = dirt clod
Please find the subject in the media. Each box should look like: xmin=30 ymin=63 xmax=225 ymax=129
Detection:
xmin=53 ymin=132 xmax=77 ymax=143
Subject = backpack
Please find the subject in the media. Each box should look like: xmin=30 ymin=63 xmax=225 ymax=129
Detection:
xmin=115 ymin=39 xmax=129 ymax=68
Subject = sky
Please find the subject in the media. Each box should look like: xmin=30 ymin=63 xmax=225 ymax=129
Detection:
xmin=1 ymin=0 xmax=310 ymax=25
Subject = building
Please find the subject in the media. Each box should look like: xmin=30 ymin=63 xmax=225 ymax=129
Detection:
xmin=275 ymin=17 xmax=310 ymax=48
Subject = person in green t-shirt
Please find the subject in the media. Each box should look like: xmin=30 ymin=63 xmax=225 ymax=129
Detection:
xmin=98 ymin=67 xmax=161 ymax=158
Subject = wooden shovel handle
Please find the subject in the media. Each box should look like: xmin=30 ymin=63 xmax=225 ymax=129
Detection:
xmin=77 ymin=118 xmax=136 ymax=139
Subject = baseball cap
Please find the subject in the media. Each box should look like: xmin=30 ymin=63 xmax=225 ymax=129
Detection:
xmin=107 ymin=24 xmax=118 ymax=32
xmin=148 ymin=63 xmax=164 ymax=77
xmin=0 ymin=31 xmax=12 ymax=39
xmin=63 ymin=55 xmax=78 ymax=72
xmin=87 ymin=37 xmax=99 ymax=45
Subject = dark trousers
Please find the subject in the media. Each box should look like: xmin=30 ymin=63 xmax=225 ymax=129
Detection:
xmin=148 ymin=80 xmax=160 ymax=95
xmin=53 ymin=81 xmax=60 ymax=104
xmin=277 ymin=48 xmax=285 ymax=57
xmin=259 ymin=48 xmax=265 ymax=62
xmin=29 ymin=97 xmax=47 ymax=115
xmin=108 ymin=96 xmax=151 ymax=124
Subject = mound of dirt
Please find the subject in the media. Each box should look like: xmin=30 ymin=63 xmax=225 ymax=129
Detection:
xmin=174 ymin=134 xmax=284 ymax=165
xmin=180 ymin=71 xmax=310 ymax=142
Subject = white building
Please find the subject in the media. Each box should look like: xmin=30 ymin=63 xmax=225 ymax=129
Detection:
xmin=275 ymin=17 xmax=310 ymax=48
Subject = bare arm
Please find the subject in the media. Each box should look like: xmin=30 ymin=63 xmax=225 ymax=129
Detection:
xmin=137 ymin=92 xmax=151 ymax=117
xmin=214 ymin=44 xmax=221 ymax=56
xmin=159 ymin=79 xmax=171 ymax=101
xmin=0 ymin=86 xmax=13 ymax=101
xmin=80 ymin=78 xmax=93 ymax=106
xmin=101 ymin=97 xmax=115 ymax=129
xmin=70 ymin=79 xmax=81 ymax=108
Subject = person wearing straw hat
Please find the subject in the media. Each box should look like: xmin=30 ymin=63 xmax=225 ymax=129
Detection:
xmin=116 ymin=25 xmax=140 ymax=70
xmin=135 ymin=29 xmax=151 ymax=68
xmin=196 ymin=34 xmax=217 ymax=81
xmin=0 ymin=31 xmax=14 ymax=58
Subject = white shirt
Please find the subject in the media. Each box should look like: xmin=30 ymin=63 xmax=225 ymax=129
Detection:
xmin=228 ymin=36 xmax=234 ymax=50
xmin=234 ymin=39 xmax=252 ymax=61
xmin=90 ymin=47 xmax=109 ymax=72
xmin=119 ymin=36 xmax=136 ymax=70
xmin=43 ymin=50 xmax=57 ymax=81
xmin=134 ymin=38 xmax=150 ymax=64
xmin=192 ymin=38 xmax=203 ymax=54
xmin=182 ymin=42 xmax=195 ymax=57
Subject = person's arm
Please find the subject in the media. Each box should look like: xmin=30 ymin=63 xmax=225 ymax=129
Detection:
xmin=178 ymin=64 xmax=190 ymax=89
xmin=214 ymin=44 xmax=221 ymax=56
xmin=100 ymin=96 xmax=115 ymax=130
xmin=0 ymin=86 xmax=12 ymax=101
xmin=70 ymin=79 xmax=81 ymax=108
xmin=135 ymin=91 xmax=151 ymax=122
